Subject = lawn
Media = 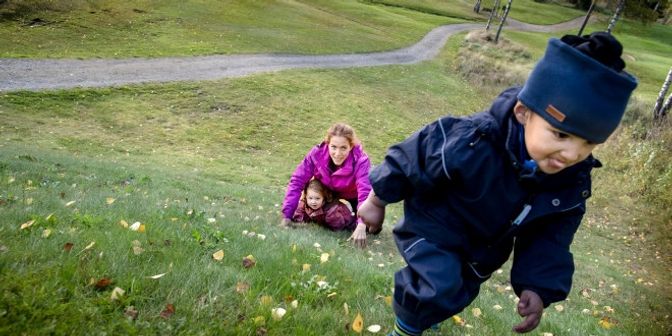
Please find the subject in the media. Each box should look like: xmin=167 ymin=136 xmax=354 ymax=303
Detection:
xmin=1 ymin=1 xmax=671 ymax=335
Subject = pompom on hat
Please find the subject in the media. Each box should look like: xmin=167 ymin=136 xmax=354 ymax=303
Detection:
xmin=517 ymin=32 xmax=638 ymax=143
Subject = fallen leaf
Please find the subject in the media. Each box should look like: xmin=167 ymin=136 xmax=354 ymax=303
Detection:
xmin=320 ymin=253 xmax=329 ymax=263
xmin=604 ymin=306 xmax=615 ymax=313
xmin=260 ymin=295 xmax=273 ymax=306
xmin=493 ymin=304 xmax=503 ymax=310
xmin=343 ymin=302 xmax=349 ymax=315
xmin=63 ymin=242 xmax=74 ymax=252
xmin=138 ymin=224 xmax=146 ymax=233
xmin=253 ymin=316 xmax=266 ymax=325
xmin=271 ymin=307 xmax=286 ymax=320
xmin=119 ymin=220 xmax=129 ymax=228
xmin=256 ymin=327 xmax=267 ymax=335
xmin=42 ymin=229 xmax=52 ymax=238
xmin=19 ymin=219 xmax=35 ymax=230
xmin=257 ymin=234 xmax=266 ymax=240
xmin=130 ymin=222 xmax=142 ymax=231
xmin=367 ymin=325 xmax=381 ymax=333
xmin=313 ymin=242 xmax=321 ymax=248
xmin=472 ymin=307 xmax=482 ymax=318
xmin=65 ymin=200 xmax=76 ymax=207
xmin=542 ymin=333 xmax=554 ymax=336
xmin=598 ymin=316 xmax=617 ymax=329
xmin=554 ymin=304 xmax=564 ymax=312
xmin=302 ymin=263 xmax=311 ymax=272
xmin=106 ymin=197 xmax=116 ymax=205
xmin=352 ymin=313 xmax=364 ymax=333
xmin=291 ymin=300 xmax=298 ymax=309
xmin=384 ymin=296 xmax=392 ymax=306
xmin=133 ymin=246 xmax=144 ymax=255
xmin=26 ymin=197 xmax=33 ymax=205
xmin=212 ymin=249 xmax=224 ymax=261
xmin=45 ymin=213 xmax=55 ymax=221
xmin=243 ymin=255 xmax=256 ymax=268
xmin=110 ymin=287 xmax=125 ymax=300
xmin=160 ymin=303 xmax=175 ymax=319
xmin=327 ymin=292 xmax=337 ymax=298
xmin=235 ymin=282 xmax=250 ymax=293
xmin=83 ymin=241 xmax=95 ymax=250
xmin=95 ymin=278 xmax=112 ymax=290
xmin=452 ymin=315 xmax=465 ymax=326
xmin=148 ymin=273 xmax=166 ymax=279
xmin=124 ymin=306 xmax=139 ymax=320
xmin=291 ymin=244 xmax=297 ymax=252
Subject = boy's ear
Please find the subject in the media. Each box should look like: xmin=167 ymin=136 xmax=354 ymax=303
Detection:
xmin=513 ymin=101 xmax=530 ymax=125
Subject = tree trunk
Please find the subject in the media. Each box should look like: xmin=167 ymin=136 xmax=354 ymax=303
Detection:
xmin=653 ymin=67 xmax=672 ymax=120
xmin=474 ymin=0 xmax=482 ymax=13
xmin=495 ymin=0 xmax=513 ymax=43
xmin=578 ymin=0 xmax=596 ymax=36
xmin=486 ymin=0 xmax=501 ymax=31
xmin=659 ymin=93 xmax=672 ymax=120
xmin=606 ymin=0 xmax=625 ymax=34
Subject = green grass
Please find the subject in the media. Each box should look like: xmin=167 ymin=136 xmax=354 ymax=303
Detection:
xmin=1 ymin=2 xmax=672 ymax=335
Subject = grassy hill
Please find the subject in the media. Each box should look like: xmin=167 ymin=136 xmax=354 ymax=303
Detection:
xmin=1 ymin=1 xmax=671 ymax=335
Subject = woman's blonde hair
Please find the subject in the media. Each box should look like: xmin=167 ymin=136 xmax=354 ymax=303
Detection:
xmin=324 ymin=123 xmax=360 ymax=147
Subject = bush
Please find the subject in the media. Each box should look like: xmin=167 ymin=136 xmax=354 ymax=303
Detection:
xmin=0 ymin=0 xmax=89 ymax=19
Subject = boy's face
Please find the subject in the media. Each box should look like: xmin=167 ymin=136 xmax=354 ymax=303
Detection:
xmin=306 ymin=189 xmax=325 ymax=210
xmin=514 ymin=103 xmax=597 ymax=175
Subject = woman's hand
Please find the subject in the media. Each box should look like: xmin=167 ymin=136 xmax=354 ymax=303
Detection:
xmin=348 ymin=222 xmax=368 ymax=249
xmin=279 ymin=218 xmax=292 ymax=228
xmin=512 ymin=290 xmax=544 ymax=333
xmin=358 ymin=193 xmax=386 ymax=234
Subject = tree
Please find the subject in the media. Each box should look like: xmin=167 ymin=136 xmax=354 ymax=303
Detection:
xmin=578 ymin=0 xmax=596 ymax=36
xmin=654 ymin=67 xmax=672 ymax=121
xmin=606 ymin=0 xmax=625 ymax=33
xmin=474 ymin=0 xmax=483 ymax=13
xmin=486 ymin=0 xmax=502 ymax=30
xmin=495 ymin=0 xmax=513 ymax=43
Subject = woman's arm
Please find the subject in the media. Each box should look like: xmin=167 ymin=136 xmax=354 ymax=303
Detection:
xmin=281 ymin=147 xmax=317 ymax=220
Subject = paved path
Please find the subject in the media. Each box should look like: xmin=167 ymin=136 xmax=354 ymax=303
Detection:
xmin=0 ymin=17 xmax=586 ymax=92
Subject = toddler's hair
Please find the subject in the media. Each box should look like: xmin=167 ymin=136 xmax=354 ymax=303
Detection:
xmin=325 ymin=123 xmax=360 ymax=147
xmin=304 ymin=179 xmax=333 ymax=203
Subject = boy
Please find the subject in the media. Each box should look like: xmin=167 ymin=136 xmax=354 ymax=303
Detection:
xmin=358 ymin=32 xmax=637 ymax=334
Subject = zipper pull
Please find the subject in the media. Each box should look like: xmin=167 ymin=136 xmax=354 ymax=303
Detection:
xmin=512 ymin=204 xmax=532 ymax=226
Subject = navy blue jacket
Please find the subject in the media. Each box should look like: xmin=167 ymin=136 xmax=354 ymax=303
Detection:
xmin=370 ymin=87 xmax=598 ymax=306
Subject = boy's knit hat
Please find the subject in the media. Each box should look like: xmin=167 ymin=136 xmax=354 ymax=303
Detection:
xmin=517 ymin=32 xmax=638 ymax=143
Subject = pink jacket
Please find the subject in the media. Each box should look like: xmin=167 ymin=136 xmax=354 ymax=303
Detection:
xmin=282 ymin=142 xmax=372 ymax=220
xmin=292 ymin=200 xmax=356 ymax=231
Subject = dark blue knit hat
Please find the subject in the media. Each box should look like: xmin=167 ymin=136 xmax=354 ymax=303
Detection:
xmin=518 ymin=33 xmax=638 ymax=143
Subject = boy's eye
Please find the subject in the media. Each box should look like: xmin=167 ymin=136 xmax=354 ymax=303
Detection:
xmin=553 ymin=130 xmax=570 ymax=139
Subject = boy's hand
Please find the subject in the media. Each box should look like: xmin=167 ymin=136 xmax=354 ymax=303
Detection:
xmin=513 ymin=290 xmax=543 ymax=333
xmin=357 ymin=193 xmax=386 ymax=234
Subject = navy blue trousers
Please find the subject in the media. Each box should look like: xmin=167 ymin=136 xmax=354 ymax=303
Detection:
xmin=393 ymin=237 xmax=489 ymax=330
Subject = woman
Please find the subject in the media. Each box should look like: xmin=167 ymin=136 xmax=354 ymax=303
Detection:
xmin=281 ymin=123 xmax=374 ymax=248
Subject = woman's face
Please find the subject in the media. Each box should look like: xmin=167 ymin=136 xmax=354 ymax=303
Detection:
xmin=306 ymin=189 xmax=325 ymax=210
xmin=328 ymin=136 xmax=352 ymax=166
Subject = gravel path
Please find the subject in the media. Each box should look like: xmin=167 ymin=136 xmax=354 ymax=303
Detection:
xmin=0 ymin=17 xmax=586 ymax=92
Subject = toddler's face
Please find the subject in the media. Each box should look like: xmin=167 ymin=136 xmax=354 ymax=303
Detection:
xmin=517 ymin=106 xmax=597 ymax=174
xmin=306 ymin=190 xmax=325 ymax=210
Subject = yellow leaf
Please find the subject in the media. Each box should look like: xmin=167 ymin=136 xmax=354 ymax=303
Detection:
xmin=472 ymin=307 xmax=482 ymax=318
xmin=235 ymin=281 xmax=250 ymax=293
xmin=111 ymin=287 xmax=125 ymax=300
xmin=493 ymin=304 xmax=503 ymax=310
xmin=327 ymin=292 xmax=337 ymax=298
xmin=212 ymin=249 xmax=224 ymax=261
xmin=138 ymin=224 xmax=146 ymax=233
xmin=65 ymin=200 xmax=76 ymax=207
xmin=384 ymin=296 xmax=392 ymax=306
xmin=302 ymin=263 xmax=311 ymax=272
xmin=352 ymin=313 xmax=364 ymax=333
xmin=84 ymin=241 xmax=95 ymax=250
xmin=598 ymin=317 xmax=614 ymax=329
xmin=253 ymin=316 xmax=266 ymax=325
xmin=106 ymin=197 xmax=116 ymax=205
xmin=343 ymin=302 xmax=349 ymax=316
xmin=8 ymin=177 xmax=15 ymax=183
xmin=132 ymin=246 xmax=144 ymax=255
xmin=291 ymin=244 xmax=297 ymax=252
xmin=20 ymin=219 xmax=35 ymax=230
xmin=554 ymin=304 xmax=564 ymax=312
xmin=320 ymin=253 xmax=329 ymax=263
xmin=451 ymin=315 xmax=465 ymax=326
xmin=45 ymin=213 xmax=55 ymax=221
xmin=119 ymin=220 xmax=129 ymax=228
xmin=291 ymin=300 xmax=298 ymax=309
xmin=42 ymin=229 xmax=52 ymax=238
xmin=260 ymin=295 xmax=273 ymax=306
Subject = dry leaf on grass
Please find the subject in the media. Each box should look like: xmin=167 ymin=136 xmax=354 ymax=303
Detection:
xmin=212 ymin=249 xmax=224 ymax=261
xmin=19 ymin=219 xmax=35 ymax=230
xmin=160 ymin=303 xmax=175 ymax=319
xmin=95 ymin=278 xmax=112 ymax=290
xmin=243 ymin=255 xmax=256 ymax=268
xmin=110 ymin=287 xmax=125 ymax=300
xmin=63 ymin=242 xmax=74 ymax=252
xmin=352 ymin=313 xmax=364 ymax=333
